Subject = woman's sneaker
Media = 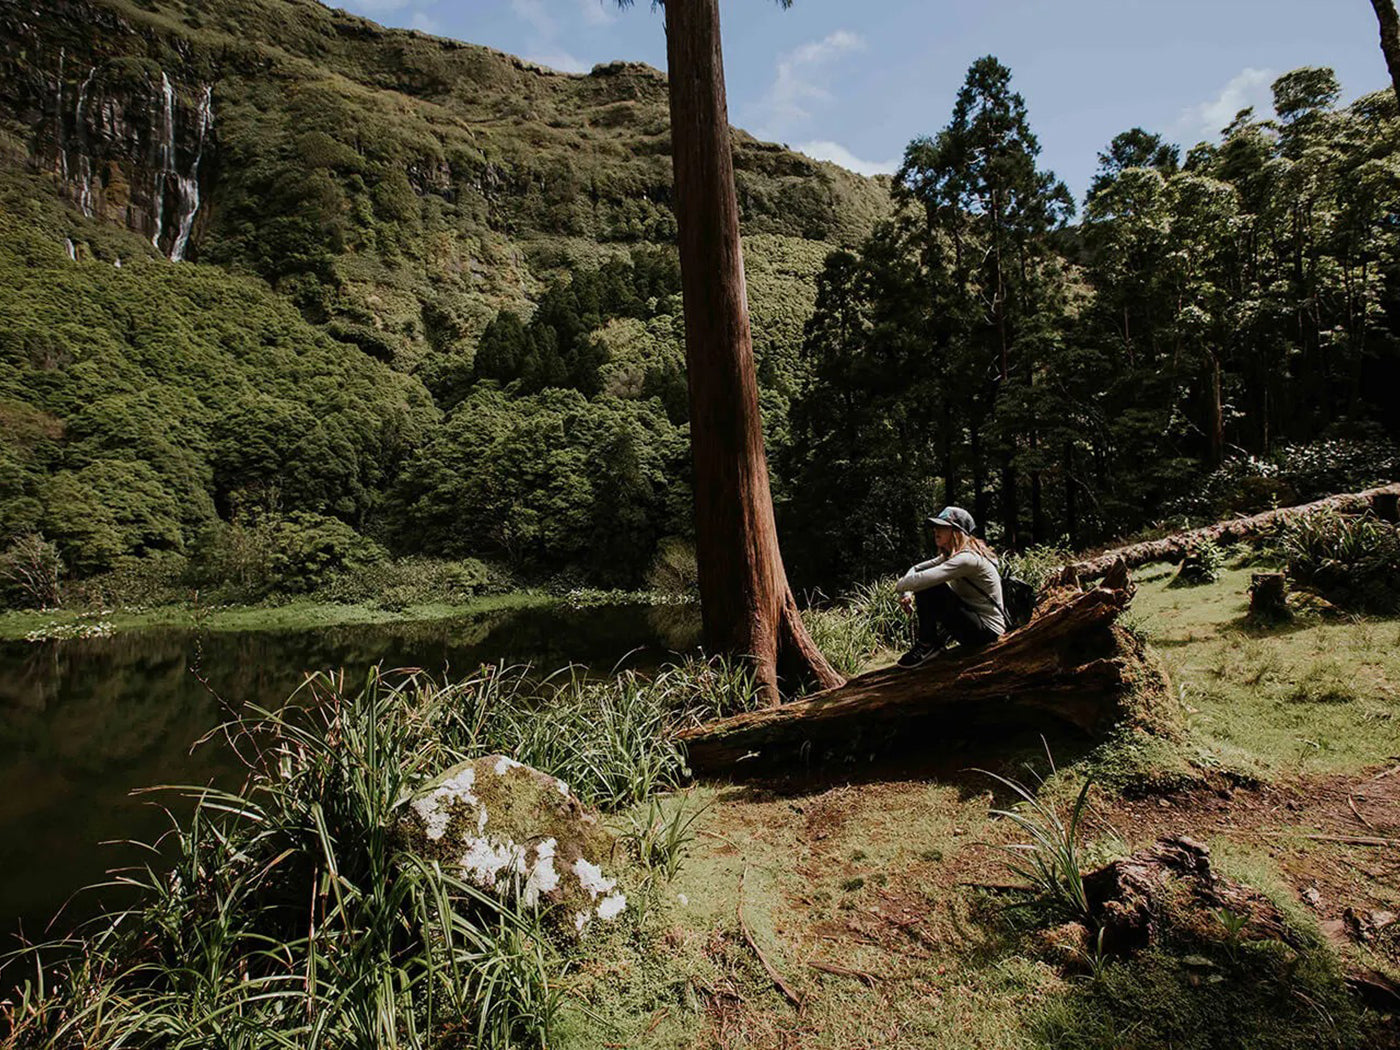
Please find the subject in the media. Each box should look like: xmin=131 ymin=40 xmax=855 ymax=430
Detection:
xmin=897 ymin=642 xmax=942 ymax=668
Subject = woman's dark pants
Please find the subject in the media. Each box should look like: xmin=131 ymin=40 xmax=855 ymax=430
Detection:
xmin=915 ymin=584 xmax=999 ymax=649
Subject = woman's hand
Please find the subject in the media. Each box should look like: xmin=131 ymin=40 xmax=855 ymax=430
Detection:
xmin=899 ymin=592 xmax=914 ymax=612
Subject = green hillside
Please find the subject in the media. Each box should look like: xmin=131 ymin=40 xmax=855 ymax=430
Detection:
xmin=0 ymin=0 xmax=888 ymax=593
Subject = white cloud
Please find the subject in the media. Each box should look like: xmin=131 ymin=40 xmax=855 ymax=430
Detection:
xmin=755 ymin=30 xmax=865 ymax=138
xmin=576 ymin=0 xmax=615 ymax=27
xmin=1174 ymin=67 xmax=1276 ymax=144
xmin=409 ymin=9 xmax=441 ymax=33
xmin=345 ymin=0 xmax=412 ymax=10
xmin=523 ymin=50 xmax=591 ymax=74
xmin=509 ymin=0 xmax=607 ymax=74
xmin=510 ymin=0 xmax=557 ymax=38
xmin=795 ymin=140 xmax=898 ymax=177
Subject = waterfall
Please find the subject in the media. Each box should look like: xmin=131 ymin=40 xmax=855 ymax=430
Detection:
xmin=64 ymin=238 xmax=76 ymax=261
xmin=57 ymin=48 xmax=67 ymax=184
xmin=170 ymin=85 xmax=212 ymax=263
xmin=74 ymin=67 xmax=97 ymax=216
xmin=150 ymin=72 xmax=176 ymax=253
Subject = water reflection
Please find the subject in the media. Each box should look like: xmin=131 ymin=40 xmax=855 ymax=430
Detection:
xmin=0 ymin=602 xmax=699 ymax=946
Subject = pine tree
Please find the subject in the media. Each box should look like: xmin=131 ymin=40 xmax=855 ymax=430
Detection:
xmin=896 ymin=56 xmax=1073 ymax=545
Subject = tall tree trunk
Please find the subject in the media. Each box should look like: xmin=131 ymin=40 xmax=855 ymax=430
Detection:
xmin=1372 ymin=0 xmax=1400 ymax=110
xmin=1209 ymin=351 xmax=1224 ymax=466
xmin=1063 ymin=441 xmax=1078 ymax=546
xmin=970 ymin=416 xmax=988 ymax=529
xmin=1001 ymin=456 xmax=1019 ymax=547
xmin=663 ymin=0 xmax=843 ymax=704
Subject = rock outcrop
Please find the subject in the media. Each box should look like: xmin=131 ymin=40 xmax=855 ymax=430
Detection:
xmin=401 ymin=755 xmax=627 ymax=935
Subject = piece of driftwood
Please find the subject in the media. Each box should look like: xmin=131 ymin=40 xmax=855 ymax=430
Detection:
xmin=1083 ymin=835 xmax=1305 ymax=955
xmin=1057 ymin=482 xmax=1400 ymax=584
xmin=678 ymin=560 xmax=1165 ymax=772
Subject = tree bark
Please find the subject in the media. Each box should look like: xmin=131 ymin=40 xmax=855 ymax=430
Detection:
xmin=1371 ymin=0 xmax=1400 ymax=111
xmin=663 ymin=0 xmax=843 ymax=704
xmin=1057 ymin=482 xmax=1400 ymax=583
xmin=677 ymin=561 xmax=1165 ymax=771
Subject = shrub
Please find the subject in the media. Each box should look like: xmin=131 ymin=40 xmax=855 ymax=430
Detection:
xmin=1001 ymin=543 xmax=1075 ymax=592
xmin=1168 ymin=539 xmax=1226 ymax=587
xmin=1173 ymin=439 xmax=1400 ymax=523
xmin=62 ymin=551 xmax=188 ymax=609
xmin=645 ymin=537 xmax=697 ymax=596
xmin=267 ymin=512 xmax=386 ymax=593
xmin=0 ymin=532 xmax=63 ymax=609
xmin=317 ymin=556 xmax=502 ymax=607
xmin=1274 ymin=437 xmax=1400 ymax=501
xmin=1281 ymin=509 xmax=1400 ymax=613
xmin=187 ymin=509 xmax=387 ymax=599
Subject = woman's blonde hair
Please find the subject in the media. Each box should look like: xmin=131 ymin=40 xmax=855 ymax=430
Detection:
xmin=944 ymin=527 xmax=998 ymax=563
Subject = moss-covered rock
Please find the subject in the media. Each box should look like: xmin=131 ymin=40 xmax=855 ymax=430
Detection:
xmin=403 ymin=755 xmax=626 ymax=934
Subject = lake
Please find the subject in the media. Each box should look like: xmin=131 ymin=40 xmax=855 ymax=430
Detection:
xmin=0 ymin=600 xmax=700 ymax=955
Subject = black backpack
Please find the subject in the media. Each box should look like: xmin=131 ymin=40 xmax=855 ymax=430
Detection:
xmin=967 ymin=563 xmax=1038 ymax=631
xmin=998 ymin=573 xmax=1037 ymax=630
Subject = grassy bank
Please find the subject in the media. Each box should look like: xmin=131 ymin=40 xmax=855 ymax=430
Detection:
xmin=0 ymin=591 xmax=563 ymax=641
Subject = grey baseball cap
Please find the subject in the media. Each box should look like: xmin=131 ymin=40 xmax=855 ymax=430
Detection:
xmin=927 ymin=506 xmax=976 ymax=534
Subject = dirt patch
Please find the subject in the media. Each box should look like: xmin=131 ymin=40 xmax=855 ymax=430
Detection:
xmin=1103 ymin=765 xmax=1400 ymax=919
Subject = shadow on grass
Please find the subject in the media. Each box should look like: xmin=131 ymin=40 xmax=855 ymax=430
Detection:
xmin=708 ymin=716 xmax=1099 ymax=805
xmin=1031 ymin=939 xmax=1383 ymax=1050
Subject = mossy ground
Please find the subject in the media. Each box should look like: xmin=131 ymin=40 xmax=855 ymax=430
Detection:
xmin=560 ymin=560 xmax=1400 ymax=1048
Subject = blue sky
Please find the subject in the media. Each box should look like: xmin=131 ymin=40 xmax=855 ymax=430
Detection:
xmin=332 ymin=0 xmax=1388 ymax=205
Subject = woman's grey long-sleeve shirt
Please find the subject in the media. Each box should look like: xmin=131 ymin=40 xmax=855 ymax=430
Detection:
xmin=894 ymin=551 xmax=1007 ymax=635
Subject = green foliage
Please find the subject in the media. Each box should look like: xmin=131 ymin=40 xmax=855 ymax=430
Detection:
xmin=425 ymin=660 xmax=753 ymax=811
xmin=1280 ymin=509 xmax=1400 ymax=613
xmin=789 ymin=56 xmax=1400 ymax=580
xmin=316 ymin=555 xmax=502 ymax=609
xmin=0 ymin=181 xmax=436 ymax=578
xmin=621 ymin=794 xmax=705 ymax=884
xmin=264 ymin=511 xmax=386 ymax=593
xmin=802 ymin=605 xmax=884 ymax=678
xmin=796 ymin=578 xmax=915 ymax=678
xmin=1174 ymin=439 xmax=1400 ymax=521
xmin=977 ymin=762 xmax=1094 ymax=923
xmin=1169 ymin=539 xmax=1227 ymax=588
xmin=1001 ymin=544 xmax=1075 ymax=592
xmin=392 ymin=387 xmax=688 ymax=583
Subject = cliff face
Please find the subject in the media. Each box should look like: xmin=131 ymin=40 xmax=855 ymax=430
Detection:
xmin=2 ymin=2 xmax=215 ymax=260
xmin=0 ymin=0 xmax=888 ymax=367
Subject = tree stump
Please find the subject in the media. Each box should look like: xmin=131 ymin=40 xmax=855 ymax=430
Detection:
xmin=1248 ymin=572 xmax=1290 ymax=620
xmin=676 ymin=560 xmax=1173 ymax=772
xmin=1374 ymin=490 xmax=1400 ymax=523
xmin=1082 ymin=836 xmax=1304 ymax=955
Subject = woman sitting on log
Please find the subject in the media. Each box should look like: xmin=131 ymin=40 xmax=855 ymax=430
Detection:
xmin=895 ymin=506 xmax=1006 ymax=667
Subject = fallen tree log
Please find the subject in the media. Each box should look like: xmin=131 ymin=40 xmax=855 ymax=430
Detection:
xmin=1059 ymin=482 xmax=1400 ymax=584
xmin=677 ymin=561 xmax=1172 ymax=773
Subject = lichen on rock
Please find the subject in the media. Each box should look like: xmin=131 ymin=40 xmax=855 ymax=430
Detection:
xmin=401 ymin=755 xmax=626 ymax=932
